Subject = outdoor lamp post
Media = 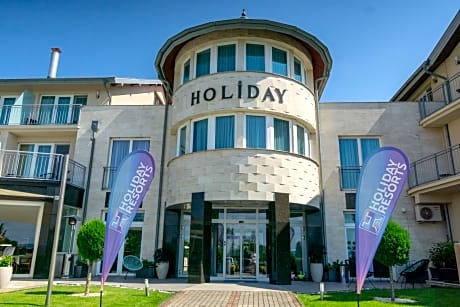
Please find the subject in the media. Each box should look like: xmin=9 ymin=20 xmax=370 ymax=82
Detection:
xmin=62 ymin=215 xmax=81 ymax=278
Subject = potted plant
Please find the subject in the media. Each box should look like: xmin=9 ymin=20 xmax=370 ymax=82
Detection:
xmin=0 ymin=255 xmax=13 ymax=289
xmin=309 ymin=246 xmax=323 ymax=282
xmin=154 ymin=248 xmax=169 ymax=279
xmin=136 ymin=259 xmax=155 ymax=278
xmin=429 ymin=241 xmax=458 ymax=282
xmin=74 ymin=258 xmax=88 ymax=278
xmin=327 ymin=260 xmax=341 ymax=282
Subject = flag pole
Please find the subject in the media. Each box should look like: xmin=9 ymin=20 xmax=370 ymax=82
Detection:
xmin=100 ymin=280 xmax=103 ymax=307
xmin=45 ymin=154 xmax=70 ymax=306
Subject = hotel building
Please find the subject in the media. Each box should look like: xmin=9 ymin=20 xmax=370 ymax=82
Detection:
xmin=0 ymin=11 xmax=458 ymax=283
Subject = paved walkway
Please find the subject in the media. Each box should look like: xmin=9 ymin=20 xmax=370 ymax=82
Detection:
xmin=1 ymin=277 xmax=429 ymax=307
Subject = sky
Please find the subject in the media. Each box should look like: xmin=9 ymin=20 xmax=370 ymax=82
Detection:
xmin=0 ymin=1 xmax=458 ymax=102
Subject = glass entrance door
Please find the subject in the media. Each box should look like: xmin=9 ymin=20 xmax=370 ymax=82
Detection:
xmin=209 ymin=208 xmax=267 ymax=281
xmin=225 ymin=223 xmax=257 ymax=279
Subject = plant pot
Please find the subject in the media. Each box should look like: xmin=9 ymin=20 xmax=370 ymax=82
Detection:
xmin=74 ymin=266 xmax=82 ymax=278
xmin=156 ymin=262 xmax=169 ymax=279
xmin=0 ymin=266 xmax=13 ymax=289
xmin=329 ymin=269 xmax=339 ymax=282
xmin=136 ymin=267 xmax=154 ymax=278
xmin=310 ymin=263 xmax=323 ymax=282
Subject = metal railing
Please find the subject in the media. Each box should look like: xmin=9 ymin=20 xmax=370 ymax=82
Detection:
xmin=338 ymin=166 xmax=361 ymax=190
xmin=0 ymin=104 xmax=82 ymax=126
xmin=418 ymin=73 xmax=460 ymax=120
xmin=408 ymin=144 xmax=460 ymax=188
xmin=102 ymin=166 xmax=117 ymax=190
xmin=0 ymin=149 xmax=86 ymax=188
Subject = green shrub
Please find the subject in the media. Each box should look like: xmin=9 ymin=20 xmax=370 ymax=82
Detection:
xmin=429 ymin=241 xmax=457 ymax=268
xmin=0 ymin=255 xmax=12 ymax=267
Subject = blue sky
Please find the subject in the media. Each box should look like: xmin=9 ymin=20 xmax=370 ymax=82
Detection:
xmin=0 ymin=1 xmax=458 ymax=101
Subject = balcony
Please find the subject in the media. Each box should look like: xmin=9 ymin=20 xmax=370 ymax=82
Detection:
xmin=0 ymin=104 xmax=82 ymax=126
xmin=418 ymin=73 xmax=460 ymax=126
xmin=408 ymin=144 xmax=460 ymax=189
xmin=338 ymin=166 xmax=361 ymax=190
xmin=0 ymin=150 xmax=86 ymax=188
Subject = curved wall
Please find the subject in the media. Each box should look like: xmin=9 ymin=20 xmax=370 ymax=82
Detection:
xmin=171 ymin=72 xmax=316 ymax=131
xmin=166 ymin=149 xmax=319 ymax=207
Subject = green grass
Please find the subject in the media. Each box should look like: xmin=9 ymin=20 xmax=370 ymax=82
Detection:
xmin=297 ymin=288 xmax=459 ymax=306
xmin=0 ymin=285 xmax=173 ymax=307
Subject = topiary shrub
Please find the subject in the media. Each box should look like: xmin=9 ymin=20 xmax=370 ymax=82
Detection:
xmin=76 ymin=219 xmax=105 ymax=295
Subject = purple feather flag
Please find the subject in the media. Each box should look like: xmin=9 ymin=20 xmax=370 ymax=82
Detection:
xmin=355 ymin=147 xmax=409 ymax=294
xmin=101 ymin=150 xmax=155 ymax=285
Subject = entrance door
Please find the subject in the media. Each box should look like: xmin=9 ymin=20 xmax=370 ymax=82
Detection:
xmin=225 ymin=223 xmax=257 ymax=279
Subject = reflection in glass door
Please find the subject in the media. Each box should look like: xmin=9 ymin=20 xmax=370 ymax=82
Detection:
xmin=209 ymin=208 xmax=267 ymax=281
xmin=225 ymin=223 xmax=258 ymax=280
xmin=225 ymin=224 xmax=241 ymax=278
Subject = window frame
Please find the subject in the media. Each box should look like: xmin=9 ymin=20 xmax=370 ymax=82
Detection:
xmin=271 ymin=46 xmax=289 ymax=77
xmin=195 ymin=48 xmax=211 ymax=78
xmin=338 ymin=137 xmax=381 ymax=190
xmin=182 ymin=58 xmax=191 ymax=84
xmin=191 ymin=117 xmax=209 ymax=152
xmin=245 ymin=42 xmax=266 ymax=72
xmin=216 ymin=43 xmax=237 ymax=73
xmin=214 ymin=115 xmax=235 ymax=149
xmin=177 ymin=125 xmax=187 ymax=156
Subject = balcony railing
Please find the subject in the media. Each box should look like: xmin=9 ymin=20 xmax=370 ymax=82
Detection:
xmin=102 ymin=166 xmax=117 ymax=190
xmin=0 ymin=149 xmax=86 ymax=188
xmin=408 ymin=144 xmax=460 ymax=188
xmin=338 ymin=166 xmax=361 ymax=190
xmin=0 ymin=104 xmax=82 ymax=126
xmin=418 ymin=73 xmax=460 ymax=120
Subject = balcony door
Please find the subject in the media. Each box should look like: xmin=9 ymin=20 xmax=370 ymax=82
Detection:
xmin=39 ymin=96 xmax=73 ymax=125
xmin=108 ymin=139 xmax=150 ymax=188
xmin=0 ymin=98 xmax=16 ymax=125
xmin=12 ymin=144 xmax=68 ymax=179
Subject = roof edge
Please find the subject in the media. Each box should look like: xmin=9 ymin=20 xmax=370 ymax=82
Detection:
xmin=155 ymin=18 xmax=332 ymax=97
xmin=391 ymin=10 xmax=460 ymax=101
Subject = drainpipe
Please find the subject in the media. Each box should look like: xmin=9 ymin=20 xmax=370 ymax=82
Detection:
xmin=314 ymin=75 xmax=329 ymax=265
xmin=82 ymin=121 xmax=98 ymax=222
xmin=155 ymin=83 xmax=171 ymax=251
xmin=103 ymin=79 xmax=112 ymax=105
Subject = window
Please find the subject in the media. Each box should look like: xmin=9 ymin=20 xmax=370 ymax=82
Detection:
xmin=38 ymin=95 xmax=86 ymax=125
xmin=183 ymin=59 xmax=190 ymax=84
xmin=196 ymin=49 xmax=211 ymax=78
xmin=215 ymin=115 xmax=234 ymax=149
xmin=246 ymin=115 xmax=266 ymax=148
xmin=108 ymin=139 xmax=150 ymax=188
xmin=339 ymin=137 xmax=380 ymax=189
xmin=179 ymin=126 xmax=187 ymax=155
xmin=12 ymin=143 xmax=69 ymax=179
xmin=274 ymin=118 xmax=290 ymax=151
xmin=72 ymin=95 xmax=87 ymax=124
xmin=246 ymin=44 xmax=265 ymax=72
xmin=0 ymin=97 xmax=16 ymax=125
xmin=272 ymin=47 xmax=288 ymax=76
xmin=217 ymin=44 xmax=236 ymax=72
xmin=296 ymin=125 xmax=305 ymax=155
xmin=345 ymin=193 xmax=356 ymax=209
xmin=294 ymin=58 xmax=302 ymax=82
xmin=193 ymin=119 xmax=208 ymax=152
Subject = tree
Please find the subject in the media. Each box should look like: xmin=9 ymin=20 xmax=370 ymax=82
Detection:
xmin=76 ymin=219 xmax=105 ymax=296
xmin=375 ymin=220 xmax=410 ymax=302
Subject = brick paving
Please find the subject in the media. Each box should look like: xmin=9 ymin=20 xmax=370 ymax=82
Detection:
xmin=161 ymin=290 xmax=302 ymax=307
